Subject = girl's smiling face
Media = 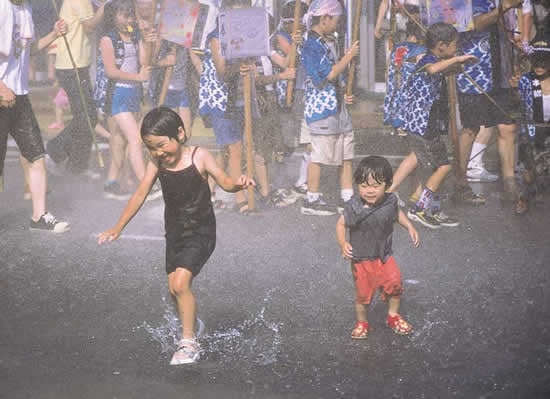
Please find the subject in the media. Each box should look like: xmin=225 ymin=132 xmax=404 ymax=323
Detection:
xmin=143 ymin=128 xmax=186 ymax=169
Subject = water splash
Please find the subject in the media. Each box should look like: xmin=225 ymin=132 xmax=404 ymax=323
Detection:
xmin=141 ymin=289 xmax=283 ymax=366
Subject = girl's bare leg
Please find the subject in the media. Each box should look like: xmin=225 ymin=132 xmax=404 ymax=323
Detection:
xmin=168 ymin=268 xmax=196 ymax=340
xmin=113 ymin=112 xmax=145 ymax=181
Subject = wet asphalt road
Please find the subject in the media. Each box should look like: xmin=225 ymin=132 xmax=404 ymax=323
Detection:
xmin=1 ymin=134 xmax=550 ymax=399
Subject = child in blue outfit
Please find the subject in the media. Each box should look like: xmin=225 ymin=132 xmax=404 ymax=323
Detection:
xmin=336 ymin=156 xmax=419 ymax=339
xmin=389 ymin=23 xmax=476 ymax=229
xmin=299 ymin=0 xmax=359 ymax=216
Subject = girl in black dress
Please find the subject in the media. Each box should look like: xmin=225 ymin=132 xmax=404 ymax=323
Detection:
xmin=98 ymin=107 xmax=254 ymax=365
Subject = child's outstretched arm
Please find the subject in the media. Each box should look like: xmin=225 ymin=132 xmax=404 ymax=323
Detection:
xmin=398 ymin=209 xmax=420 ymax=247
xmin=336 ymin=215 xmax=353 ymax=259
xmin=424 ymin=54 xmax=477 ymax=75
xmin=198 ymin=148 xmax=255 ymax=193
xmin=97 ymin=161 xmax=159 ymax=244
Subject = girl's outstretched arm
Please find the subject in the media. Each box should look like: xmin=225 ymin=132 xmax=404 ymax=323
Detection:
xmin=198 ymin=147 xmax=255 ymax=193
xmin=97 ymin=161 xmax=159 ymax=244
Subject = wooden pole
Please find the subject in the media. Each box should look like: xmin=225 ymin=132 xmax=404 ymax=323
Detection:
xmin=285 ymin=0 xmax=303 ymax=107
xmin=346 ymin=0 xmax=362 ymax=96
xmin=446 ymin=74 xmax=461 ymax=180
xmin=50 ymin=0 xmax=104 ymax=168
xmin=243 ymin=68 xmax=255 ymax=210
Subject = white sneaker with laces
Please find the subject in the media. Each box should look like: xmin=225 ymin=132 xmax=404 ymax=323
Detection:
xmin=466 ymin=165 xmax=498 ymax=182
xmin=170 ymin=338 xmax=201 ymax=365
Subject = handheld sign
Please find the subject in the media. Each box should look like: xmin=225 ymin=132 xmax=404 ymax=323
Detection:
xmin=421 ymin=0 xmax=474 ymax=32
xmin=159 ymin=0 xmax=214 ymax=49
xmin=218 ymin=7 xmax=270 ymax=59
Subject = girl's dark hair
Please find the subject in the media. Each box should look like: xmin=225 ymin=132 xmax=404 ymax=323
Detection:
xmin=406 ymin=20 xmax=425 ymax=43
xmin=281 ymin=1 xmax=309 ymax=20
xmin=141 ymin=107 xmax=185 ymax=141
xmin=101 ymin=0 xmax=135 ymax=36
xmin=425 ymin=22 xmax=458 ymax=50
xmin=353 ymin=156 xmax=393 ymax=187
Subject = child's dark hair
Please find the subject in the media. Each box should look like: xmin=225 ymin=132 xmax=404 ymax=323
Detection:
xmin=425 ymin=22 xmax=458 ymax=50
xmin=141 ymin=107 xmax=186 ymax=141
xmin=281 ymin=1 xmax=309 ymax=20
xmin=353 ymin=156 xmax=393 ymax=187
xmin=406 ymin=20 xmax=425 ymax=43
xmin=101 ymin=0 xmax=135 ymax=36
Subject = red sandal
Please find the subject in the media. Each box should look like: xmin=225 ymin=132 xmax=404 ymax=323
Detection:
xmin=387 ymin=314 xmax=412 ymax=335
xmin=351 ymin=321 xmax=369 ymax=339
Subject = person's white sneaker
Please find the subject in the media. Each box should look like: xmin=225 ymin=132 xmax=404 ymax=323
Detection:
xmin=170 ymin=338 xmax=200 ymax=365
xmin=466 ymin=165 xmax=498 ymax=182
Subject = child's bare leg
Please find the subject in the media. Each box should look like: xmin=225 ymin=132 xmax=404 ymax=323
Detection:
xmin=113 ymin=112 xmax=145 ymax=181
xmin=254 ymin=153 xmax=270 ymax=197
xmin=168 ymin=268 xmax=196 ymax=340
xmin=355 ymin=303 xmax=368 ymax=322
xmin=388 ymin=295 xmax=401 ymax=316
xmin=307 ymin=162 xmax=321 ymax=193
xmin=425 ymin=164 xmax=452 ymax=192
xmin=339 ymin=159 xmax=353 ymax=190
xmin=107 ymin=123 xmax=127 ymax=182
xmin=227 ymin=141 xmax=245 ymax=204
xmin=22 ymin=157 xmax=47 ymax=220
xmin=178 ymin=106 xmax=193 ymax=139
xmin=388 ymin=152 xmax=418 ymax=192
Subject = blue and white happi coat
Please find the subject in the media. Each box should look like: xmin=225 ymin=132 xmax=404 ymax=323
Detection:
xmin=384 ymin=41 xmax=426 ymax=126
xmin=198 ymin=30 xmax=228 ymax=118
xmin=518 ymin=72 xmax=541 ymax=138
xmin=394 ymin=53 xmax=445 ymax=136
xmin=301 ymin=31 xmax=342 ymax=125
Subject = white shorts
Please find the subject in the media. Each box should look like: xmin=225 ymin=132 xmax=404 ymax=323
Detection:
xmin=310 ymin=131 xmax=355 ymax=166
xmin=299 ymin=119 xmax=312 ymax=145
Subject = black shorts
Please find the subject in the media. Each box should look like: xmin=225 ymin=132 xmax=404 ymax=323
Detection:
xmin=458 ymin=89 xmax=516 ymax=132
xmin=0 ymin=95 xmax=45 ymax=165
xmin=407 ymin=134 xmax=450 ymax=170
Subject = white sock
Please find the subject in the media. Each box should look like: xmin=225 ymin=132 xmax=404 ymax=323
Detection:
xmin=341 ymin=189 xmax=354 ymax=202
xmin=295 ymin=152 xmax=310 ymax=187
xmin=306 ymin=191 xmax=319 ymax=203
xmin=468 ymin=142 xmax=486 ymax=169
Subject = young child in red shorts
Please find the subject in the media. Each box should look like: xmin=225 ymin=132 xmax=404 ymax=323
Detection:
xmin=336 ymin=156 xmax=419 ymax=339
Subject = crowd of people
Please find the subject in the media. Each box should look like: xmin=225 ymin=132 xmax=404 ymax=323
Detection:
xmin=2 ymin=0 xmax=550 ymax=365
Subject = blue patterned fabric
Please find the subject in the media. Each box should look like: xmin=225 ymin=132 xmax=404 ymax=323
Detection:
xmin=301 ymin=31 xmax=341 ymax=124
xmin=519 ymin=72 xmax=538 ymax=138
xmin=457 ymin=0 xmax=495 ymax=94
xmin=199 ymin=29 xmax=228 ymax=117
xmin=394 ymin=53 xmax=444 ymax=136
xmin=384 ymin=41 xmax=426 ymax=126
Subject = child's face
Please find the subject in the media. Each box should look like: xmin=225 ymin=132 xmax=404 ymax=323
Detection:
xmin=438 ymin=38 xmax=458 ymax=59
xmin=357 ymin=174 xmax=387 ymax=206
xmin=321 ymin=15 xmax=340 ymax=34
xmin=532 ymin=55 xmax=550 ymax=77
xmin=143 ymin=130 xmax=185 ymax=169
xmin=115 ymin=10 xmax=135 ymax=33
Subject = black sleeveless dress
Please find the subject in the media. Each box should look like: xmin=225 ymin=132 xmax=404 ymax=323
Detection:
xmin=158 ymin=147 xmax=216 ymax=275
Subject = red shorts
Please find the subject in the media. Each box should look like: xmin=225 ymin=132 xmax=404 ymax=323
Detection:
xmin=352 ymin=256 xmax=403 ymax=305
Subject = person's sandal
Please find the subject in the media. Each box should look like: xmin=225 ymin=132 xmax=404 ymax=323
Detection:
xmin=351 ymin=321 xmax=369 ymax=339
xmin=387 ymin=314 xmax=412 ymax=335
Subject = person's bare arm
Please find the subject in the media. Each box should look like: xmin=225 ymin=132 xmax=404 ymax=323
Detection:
xmin=81 ymin=3 xmax=106 ymax=34
xmin=100 ymin=36 xmax=150 ymax=82
xmin=198 ymin=147 xmax=255 ymax=192
xmin=474 ymin=0 xmax=523 ymax=32
xmin=97 ymin=161 xmax=158 ymax=243
xmin=336 ymin=215 xmax=353 ymax=259
xmin=326 ymin=40 xmax=359 ymax=81
xmin=31 ymin=19 xmax=67 ymax=55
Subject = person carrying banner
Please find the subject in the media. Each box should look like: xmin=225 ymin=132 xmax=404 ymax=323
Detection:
xmin=299 ymin=0 xmax=359 ymax=216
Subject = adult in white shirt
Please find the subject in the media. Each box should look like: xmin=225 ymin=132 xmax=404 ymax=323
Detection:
xmin=0 ymin=0 xmax=70 ymax=232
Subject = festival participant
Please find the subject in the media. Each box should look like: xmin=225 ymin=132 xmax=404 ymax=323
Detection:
xmin=514 ymin=34 xmax=550 ymax=214
xmin=271 ymin=0 xmax=311 ymax=198
xmin=456 ymin=0 xmax=523 ymax=202
xmin=299 ymin=0 xmax=359 ymax=216
xmin=336 ymin=156 xmax=419 ymax=339
xmin=98 ymin=107 xmax=255 ymax=365
xmin=45 ymin=0 xmax=105 ymax=177
xmin=391 ymin=22 xmax=475 ymax=229
xmin=95 ymin=0 xmax=160 ymax=200
xmin=0 ymin=0 xmax=69 ymax=232
xmin=199 ymin=0 xmax=250 ymax=213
